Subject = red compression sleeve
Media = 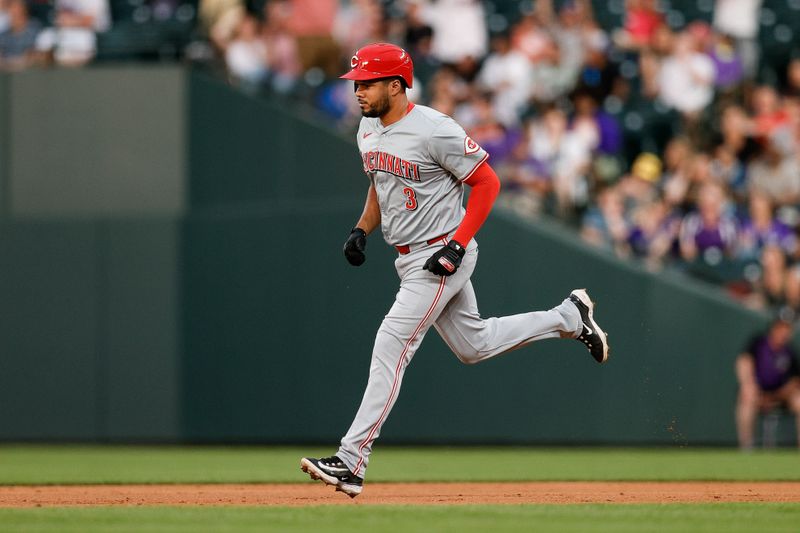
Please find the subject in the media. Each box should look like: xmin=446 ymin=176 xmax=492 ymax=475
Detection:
xmin=452 ymin=161 xmax=501 ymax=246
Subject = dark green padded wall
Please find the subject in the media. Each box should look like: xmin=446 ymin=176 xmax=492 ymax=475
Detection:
xmin=0 ymin=67 xmax=183 ymax=441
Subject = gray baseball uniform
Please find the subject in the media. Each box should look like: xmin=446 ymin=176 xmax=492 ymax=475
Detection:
xmin=336 ymin=103 xmax=582 ymax=477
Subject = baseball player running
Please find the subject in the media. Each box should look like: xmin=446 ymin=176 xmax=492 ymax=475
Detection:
xmin=301 ymin=43 xmax=609 ymax=497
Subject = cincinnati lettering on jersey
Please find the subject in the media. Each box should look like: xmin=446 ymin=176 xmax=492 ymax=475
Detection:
xmin=362 ymin=150 xmax=421 ymax=182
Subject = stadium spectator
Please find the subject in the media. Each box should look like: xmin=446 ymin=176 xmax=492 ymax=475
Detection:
xmin=750 ymin=244 xmax=797 ymax=312
xmin=613 ymin=0 xmax=664 ymax=51
xmin=495 ymin=135 xmax=551 ymax=209
xmin=716 ymin=104 xmax=760 ymax=164
xmin=735 ymin=314 xmax=800 ymax=449
xmin=571 ymin=90 xmax=622 ymax=158
xmin=415 ymin=0 xmax=487 ymax=68
xmin=746 ymin=141 xmax=800 ymax=208
xmin=581 ymin=185 xmax=630 ymax=255
xmin=678 ymin=182 xmax=738 ymax=264
xmin=784 ymin=58 xmax=800 ymax=98
xmin=616 ymin=152 xmax=660 ymax=211
xmin=463 ymin=92 xmax=519 ymax=164
xmin=475 ymin=31 xmax=533 ymax=127
xmin=199 ymin=0 xmax=245 ymax=51
xmin=551 ymin=113 xmax=598 ymax=216
xmin=660 ymin=136 xmax=692 ymax=181
xmin=712 ymin=0 xmax=762 ymax=79
xmin=628 ymin=199 xmax=681 ymax=269
xmin=529 ymin=38 xmax=574 ymax=104
xmin=34 ymin=0 xmax=111 ymax=66
xmin=707 ymin=32 xmax=745 ymax=93
xmin=661 ymin=149 xmax=699 ymax=212
xmin=285 ymin=0 xmax=340 ymax=78
xmin=528 ymin=106 xmax=600 ymax=214
xmin=427 ymin=65 xmax=468 ymax=115
xmin=537 ymin=0 xmax=589 ymax=93
xmin=333 ymin=0 xmax=383 ymax=55
xmin=655 ymin=31 xmax=715 ymax=119
xmin=0 ymin=0 xmax=10 ymax=34
xmin=772 ymin=96 xmax=800 ymax=157
xmin=0 ymin=0 xmax=40 ymax=70
xmin=737 ymin=193 xmax=797 ymax=263
xmin=262 ymin=0 xmax=301 ymax=93
xmin=710 ymin=143 xmax=746 ymax=202
xmin=574 ymin=25 xmax=618 ymax=103
xmin=401 ymin=2 xmax=437 ymax=87
xmin=225 ymin=13 xmax=269 ymax=87
xmin=750 ymin=85 xmax=789 ymax=141
xmin=511 ymin=11 xmax=552 ymax=64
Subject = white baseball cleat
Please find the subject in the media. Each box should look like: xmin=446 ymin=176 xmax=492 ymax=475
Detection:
xmin=568 ymin=289 xmax=610 ymax=363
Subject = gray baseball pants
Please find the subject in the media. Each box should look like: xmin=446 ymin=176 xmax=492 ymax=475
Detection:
xmin=336 ymin=236 xmax=582 ymax=478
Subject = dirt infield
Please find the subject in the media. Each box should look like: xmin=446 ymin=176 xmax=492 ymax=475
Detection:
xmin=2 ymin=482 xmax=800 ymax=507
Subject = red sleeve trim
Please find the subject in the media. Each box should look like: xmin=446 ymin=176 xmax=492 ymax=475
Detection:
xmin=460 ymin=152 xmax=490 ymax=183
xmin=452 ymin=161 xmax=501 ymax=246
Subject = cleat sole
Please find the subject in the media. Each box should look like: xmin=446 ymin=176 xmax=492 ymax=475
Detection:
xmin=300 ymin=458 xmax=362 ymax=498
xmin=570 ymin=289 xmax=610 ymax=364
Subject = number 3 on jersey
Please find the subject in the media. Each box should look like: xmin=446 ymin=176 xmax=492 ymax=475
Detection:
xmin=403 ymin=187 xmax=417 ymax=211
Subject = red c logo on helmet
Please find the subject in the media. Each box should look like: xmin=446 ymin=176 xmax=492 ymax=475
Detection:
xmin=340 ymin=43 xmax=414 ymax=89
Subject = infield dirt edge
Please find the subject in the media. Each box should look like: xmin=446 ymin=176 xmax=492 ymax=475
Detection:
xmin=2 ymin=482 xmax=800 ymax=507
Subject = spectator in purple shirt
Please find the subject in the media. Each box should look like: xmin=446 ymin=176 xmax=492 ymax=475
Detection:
xmin=678 ymin=182 xmax=738 ymax=263
xmin=735 ymin=315 xmax=800 ymax=449
xmin=737 ymin=193 xmax=797 ymax=262
xmin=708 ymin=33 xmax=744 ymax=91
xmin=626 ymin=199 xmax=681 ymax=269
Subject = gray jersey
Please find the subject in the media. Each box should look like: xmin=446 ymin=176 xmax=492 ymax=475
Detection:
xmin=356 ymin=104 xmax=488 ymax=246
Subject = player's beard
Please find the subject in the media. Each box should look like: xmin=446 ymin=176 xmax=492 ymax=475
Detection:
xmin=361 ymin=91 xmax=391 ymax=118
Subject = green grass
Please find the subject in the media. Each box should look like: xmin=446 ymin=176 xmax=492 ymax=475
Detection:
xmin=0 ymin=445 xmax=799 ymax=484
xmin=2 ymin=446 xmax=798 ymax=532
xmin=1 ymin=504 xmax=799 ymax=533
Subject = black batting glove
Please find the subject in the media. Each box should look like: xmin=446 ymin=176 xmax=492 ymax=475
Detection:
xmin=423 ymin=240 xmax=466 ymax=277
xmin=343 ymin=227 xmax=367 ymax=266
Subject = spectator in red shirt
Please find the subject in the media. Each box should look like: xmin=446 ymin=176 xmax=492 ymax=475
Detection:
xmin=751 ymin=85 xmax=789 ymax=141
xmin=614 ymin=0 xmax=664 ymax=51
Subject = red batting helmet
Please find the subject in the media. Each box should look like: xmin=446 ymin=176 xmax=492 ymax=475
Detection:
xmin=340 ymin=43 xmax=414 ymax=89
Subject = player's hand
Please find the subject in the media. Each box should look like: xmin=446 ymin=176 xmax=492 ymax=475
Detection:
xmin=343 ymin=227 xmax=367 ymax=266
xmin=423 ymin=240 xmax=465 ymax=277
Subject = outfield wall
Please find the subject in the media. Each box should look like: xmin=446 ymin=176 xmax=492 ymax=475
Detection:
xmin=0 ymin=67 xmax=777 ymax=445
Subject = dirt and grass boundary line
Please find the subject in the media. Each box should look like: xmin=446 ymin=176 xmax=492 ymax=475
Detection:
xmin=2 ymin=482 xmax=800 ymax=507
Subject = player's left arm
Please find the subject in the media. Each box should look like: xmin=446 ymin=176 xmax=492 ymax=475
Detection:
xmin=424 ymin=162 xmax=501 ymax=276
xmin=452 ymin=162 xmax=501 ymax=245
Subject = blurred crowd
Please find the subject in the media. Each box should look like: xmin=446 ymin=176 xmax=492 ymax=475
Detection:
xmin=4 ymin=0 xmax=800 ymax=315
xmin=0 ymin=0 xmax=110 ymax=67
xmin=199 ymin=0 xmax=800 ymax=316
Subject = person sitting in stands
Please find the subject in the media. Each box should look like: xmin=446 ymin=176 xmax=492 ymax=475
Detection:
xmin=735 ymin=313 xmax=800 ymax=449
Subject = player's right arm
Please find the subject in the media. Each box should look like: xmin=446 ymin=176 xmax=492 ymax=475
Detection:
xmin=344 ymin=184 xmax=381 ymax=266
xmin=354 ymin=183 xmax=381 ymax=235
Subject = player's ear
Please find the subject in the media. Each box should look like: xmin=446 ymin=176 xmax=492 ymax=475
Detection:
xmin=388 ymin=79 xmax=403 ymax=96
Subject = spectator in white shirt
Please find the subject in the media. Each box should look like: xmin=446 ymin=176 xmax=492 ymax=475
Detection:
xmin=416 ymin=0 xmax=487 ymax=65
xmin=476 ymin=32 xmax=533 ymax=127
xmin=656 ymin=31 xmax=715 ymax=117
xmin=225 ymin=13 xmax=269 ymax=86
xmin=35 ymin=0 xmax=110 ymax=66
xmin=713 ymin=0 xmax=762 ymax=78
